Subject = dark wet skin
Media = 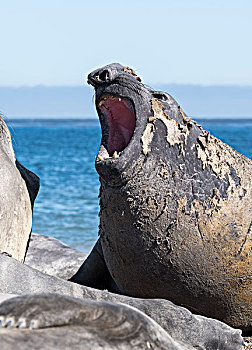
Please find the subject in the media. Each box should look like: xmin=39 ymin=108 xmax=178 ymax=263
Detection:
xmin=69 ymin=63 xmax=252 ymax=333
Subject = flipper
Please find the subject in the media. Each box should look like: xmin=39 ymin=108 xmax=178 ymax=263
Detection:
xmin=68 ymin=239 xmax=120 ymax=293
xmin=15 ymin=160 xmax=40 ymax=210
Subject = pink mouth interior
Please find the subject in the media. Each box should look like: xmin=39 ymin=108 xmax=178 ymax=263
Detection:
xmin=99 ymin=97 xmax=135 ymax=156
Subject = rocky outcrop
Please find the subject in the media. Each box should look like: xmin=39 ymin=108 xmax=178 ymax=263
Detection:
xmin=25 ymin=233 xmax=86 ymax=280
xmin=0 ymin=250 xmax=244 ymax=350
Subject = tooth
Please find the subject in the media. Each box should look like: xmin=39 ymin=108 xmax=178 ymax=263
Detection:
xmin=99 ymin=100 xmax=105 ymax=107
xmin=119 ymin=98 xmax=122 ymax=101
xmin=97 ymin=145 xmax=109 ymax=161
xmin=113 ymin=151 xmax=119 ymax=159
xmin=97 ymin=155 xmax=104 ymax=161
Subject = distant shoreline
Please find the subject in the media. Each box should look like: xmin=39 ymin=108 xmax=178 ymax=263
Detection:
xmin=1 ymin=85 xmax=252 ymax=118
xmin=6 ymin=117 xmax=252 ymax=122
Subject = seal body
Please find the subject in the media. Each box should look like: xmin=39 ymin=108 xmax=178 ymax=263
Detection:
xmin=0 ymin=116 xmax=39 ymax=262
xmin=70 ymin=63 xmax=252 ymax=331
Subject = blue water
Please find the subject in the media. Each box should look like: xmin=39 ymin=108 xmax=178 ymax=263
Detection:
xmin=8 ymin=118 xmax=252 ymax=253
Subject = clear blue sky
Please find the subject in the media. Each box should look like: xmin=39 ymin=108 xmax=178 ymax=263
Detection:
xmin=0 ymin=0 xmax=251 ymax=86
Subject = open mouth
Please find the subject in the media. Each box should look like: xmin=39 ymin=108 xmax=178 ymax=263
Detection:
xmin=96 ymin=95 xmax=136 ymax=160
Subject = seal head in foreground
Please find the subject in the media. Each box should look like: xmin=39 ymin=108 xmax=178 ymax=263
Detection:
xmin=0 ymin=116 xmax=39 ymax=262
xmin=70 ymin=63 xmax=252 ymax=331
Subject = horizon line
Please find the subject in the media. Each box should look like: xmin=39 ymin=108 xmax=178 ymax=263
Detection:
xmin=1 ymin=83 xmax=252 ymax=88
xmin=5 ymin=116 xmax=252 ymax=120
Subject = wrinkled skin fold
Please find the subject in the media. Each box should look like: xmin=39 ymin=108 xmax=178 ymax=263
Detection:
xmin=69 ymin=63 xmax=252 ymax=332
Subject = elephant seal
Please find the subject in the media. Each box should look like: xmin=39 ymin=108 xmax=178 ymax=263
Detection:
xmin=0 ymin=294 xmax=188 ymax=350
xmin=0 ymin=115 xmax=39 ymax=262
xmin=69 ymin=63 xmax=252 ymax=332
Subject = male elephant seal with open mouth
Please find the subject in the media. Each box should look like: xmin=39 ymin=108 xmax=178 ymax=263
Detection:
xmin=0 ymin=116 xmax=39 ymax=262
xmin=70 ymin=63 xmax=252 ymax=332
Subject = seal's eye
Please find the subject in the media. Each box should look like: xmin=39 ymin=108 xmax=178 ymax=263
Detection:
xmin=152 ymin=92 xmax=168 ymax=101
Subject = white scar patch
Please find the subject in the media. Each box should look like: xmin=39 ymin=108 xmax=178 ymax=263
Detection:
xmin=141 ymin=99 xmax=190 ymax=156
xmin=141 ymin=123 xmax=154 ymax=155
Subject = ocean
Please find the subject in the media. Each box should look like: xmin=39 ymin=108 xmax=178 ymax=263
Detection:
xmin=8 ymin=118 xmax=252 ymax=254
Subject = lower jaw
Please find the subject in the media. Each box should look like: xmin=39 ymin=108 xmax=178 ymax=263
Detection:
xmin=95 ymin=143 xmax=144 ymax=187
xmin=95 ymin=159 xmax=128 ymax=186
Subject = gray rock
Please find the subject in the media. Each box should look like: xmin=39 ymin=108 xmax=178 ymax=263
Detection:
xmin=0 ymin=254 xmax=243 ymax=350
xmin=25 ymin=233 xmax=87 ymax=280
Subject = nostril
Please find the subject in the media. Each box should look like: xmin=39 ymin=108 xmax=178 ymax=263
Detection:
xmin=98 ymin=69 xmax=110 ymax=82
xmin=88 ymin=67 xmax=116 ymax=86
